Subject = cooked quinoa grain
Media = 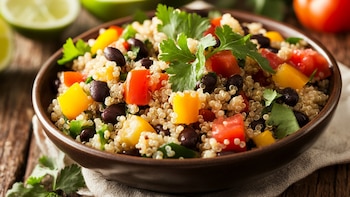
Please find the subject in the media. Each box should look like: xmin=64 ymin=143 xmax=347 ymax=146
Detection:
xmin=50 ymin=6 xmax=331 ymax=159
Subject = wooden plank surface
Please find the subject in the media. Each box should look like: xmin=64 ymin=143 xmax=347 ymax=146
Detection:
xmin=1 ymin=7 xmax=350 ymax=197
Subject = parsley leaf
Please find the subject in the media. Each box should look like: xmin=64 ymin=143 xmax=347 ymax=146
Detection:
xmin=6 ymin=153 xmax=85 ymax=197
xmin=156 ymin=4 xmax=210 ymax=40
xmin=266 ymin=103 xmax=300 ymax=139
xmin=212 ymin=25 xmax=274 ymax=74
xmin=57 ymin=38 xmax=90 ymax=65
xmin=161 ymin=34 xmax=216 ymax=91
xmin=55 ymin=165 xmax=86 ymax=194
xmin=285 ymin=37 xmax=303 ymax=44
xmin=263 ymin=89 xmax=281 ymax=107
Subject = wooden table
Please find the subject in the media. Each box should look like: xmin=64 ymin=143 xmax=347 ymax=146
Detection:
xmin=1 ymin=7 xmax=350 ymax=197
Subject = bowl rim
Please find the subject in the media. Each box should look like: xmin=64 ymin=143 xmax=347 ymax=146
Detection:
xmin=32 ymin=9 xmax=342 ymax=167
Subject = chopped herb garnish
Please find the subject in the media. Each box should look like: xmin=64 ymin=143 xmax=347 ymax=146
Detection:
xmin=211 ymin=25 xmax=274 ymax=74
xmin=266 ymin=103 xmax=300 ymax=139
xmin=263 ymin=89 xmax=281 ymax=107
xmin=285 ymin=37 xmax=303 ymax=44
xmin=57 ymin=38 xmax=91 ymax=65
xmin=156 ymin=4 xmax=210 ymax=40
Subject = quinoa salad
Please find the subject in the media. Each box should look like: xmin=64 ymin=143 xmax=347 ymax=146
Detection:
xmin=50 ymin=5 xmax=331 ymax=159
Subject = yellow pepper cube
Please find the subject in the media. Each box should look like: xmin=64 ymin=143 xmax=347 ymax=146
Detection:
xmin=265 ymin=31 xmax=284 ymax=42
xmin=118 ymin=115 xmax=156 ymax=147
xmin=57 ymin=83 xmax=92 ymax=119
xmin=252 ymin=130 xmax=276 ymax=148
xmin=172 ymin=91 xmax=200 ymax=125
xmin=91 ymin=28 xmax=120 ymax=55
xmin=272 ymin=63 xmax=309 ymax=89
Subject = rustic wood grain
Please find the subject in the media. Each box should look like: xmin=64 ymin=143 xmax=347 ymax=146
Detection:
xmin=1 ymin=7 xmax=349 ymax=197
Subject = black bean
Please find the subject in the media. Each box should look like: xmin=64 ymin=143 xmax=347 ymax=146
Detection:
xmin=226 ymin=74 xmax=243 ymax=91
xmin=277 ymin=87 xmax=299 ymax=106
xmin=250 ymin=118 xmax=266 ymax=131
xmin=122 ymin=149 xmax=141 ymax=156
xmin=250 ymin=34 xmax=271 ymax=48
xmin=104 ymin=47 xmax=126 ymax=66
xmin=154 ymin=124 xmax=170 ymax=136
xmin=90 ymin=80 xmax=109 ymax=102
xmin=80 ymin=128 xmax=96 ymax=142
xmin=178 ymin=126 xmax=199 ymax=149
xmin=127 ymin=38 xmax=148 ymax=60
xmin=294 ymin=111 xmax=309 ymax=127
xmin=200 ymin=72 xmax=217 ymax=93
xmin=101 ymin=103 xmax=126 ymax=124
xmin=140 ymin=58 xmax=153 ymax=69
xmin=266 ymin=47 xmax=279 ymax=53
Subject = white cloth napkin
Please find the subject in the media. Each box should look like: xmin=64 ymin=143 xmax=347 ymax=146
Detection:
xmin=33 ymin=62 xmax=350 ymax=197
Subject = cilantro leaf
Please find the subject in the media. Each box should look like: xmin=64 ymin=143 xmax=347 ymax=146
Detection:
xmin=212 ymin=25 xmax=275 ymax=74
xmin=6 ymin=182 xmax=50 ymax=197
xmin=263 ymin=89 xmax=281 ymax=106
xmin=55 ymin=164 xmax=85 ymax=194
xmin=57 ymin=38 xmax=90 ymax=65
xmin=156 ymin=4 xmax=210 ymax=40
xmin=266 ymin=103 xmax=300 ymax=139
xmin=285 ymin=37 xmax=303 ymax=44
xmin=159 ymin=33 xmax=195 ymax=62
xmin=162 ymin=34 xmax=216 ymax=91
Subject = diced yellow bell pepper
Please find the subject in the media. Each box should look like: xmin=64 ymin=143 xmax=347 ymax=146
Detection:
xmin=58 ymin=83 xmax=92 ymax=120
xmin=95 ymin=65 xmax=115 ymax=82
xmin=172 ymin=91 xmax=200 ymax=125
xmin=118 ymin=115 xmax=156 ymax=147
xmin=252 ymin=130 xmax=276 ymax=148
xmin=272 ymin=63 xmax=309 ymax=89
xmin=265 ymin=31 xmax=284 ymax=42
xmin=91 ymin=26 xmax=122 ymax=55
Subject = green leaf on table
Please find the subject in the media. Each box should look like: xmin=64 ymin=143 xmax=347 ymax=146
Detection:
xmin=55 ymin=164 xmax=85 ymax=194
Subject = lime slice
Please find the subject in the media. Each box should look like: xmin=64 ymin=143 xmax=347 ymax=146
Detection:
xmin=80 ymin=0 xmax=193 ymax=22
xmin=81 ymin=0 xmax=160 ymax=21
xmin=0 ymin=17 xmax=13 ymax=72
xmin=0 ymin=0 xmax=80 ymax=39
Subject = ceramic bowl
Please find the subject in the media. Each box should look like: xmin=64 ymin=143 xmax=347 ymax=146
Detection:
xmin=32 ymin=9 xmax=342 ymax=194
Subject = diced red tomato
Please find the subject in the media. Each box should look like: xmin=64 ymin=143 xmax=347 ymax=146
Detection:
xmin=206 ymin=50 xmax=241 ymax=78
xmin=288 ymin=49 xmax=331 ymax=80
xmin=63 ymin=71 xmax=84 ymax=87
xmin=124 ymin=69 xmax=151 ymax=106
xmin=260 ymin=48 xmax=284 ymax=69
xmin=148 ymin=73 xmax=169 ymax=92
xmin=238 ymin=91 xmax=249 ymax=113
xmin=203 ymin=17 xmax=222 ymax=37
xmin=212 ymin=114 xmax=247 ymax=152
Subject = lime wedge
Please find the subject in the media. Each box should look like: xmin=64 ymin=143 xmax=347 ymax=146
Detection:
xmin=0 ymin=0 xmax=80 ymax=39
xmin=80 ymin=0 xmax=193 ymax=22
xmin=0 ymin=17 xmax=13 ymax=72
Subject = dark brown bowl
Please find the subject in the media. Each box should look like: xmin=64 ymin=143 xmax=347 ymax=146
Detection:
xmin=32 ymin=9 xmax=342 ymax=194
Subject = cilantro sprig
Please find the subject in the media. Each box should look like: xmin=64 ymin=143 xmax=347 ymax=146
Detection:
xmin=57 ymin=38 xmax=91 ymax=65
xmin=156 ymin=4 xmax=210 ymax=40
xmin=157 ymin=5 xmax=274 ymax=92
xmin=6 ymin=154 xmax=85 ymax=197
xmin=263 ymin=89 xmax=300 ymax=139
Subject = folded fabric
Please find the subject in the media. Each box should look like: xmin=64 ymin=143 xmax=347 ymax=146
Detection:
xmin=34 ymin=63 xmax=350 ymax=197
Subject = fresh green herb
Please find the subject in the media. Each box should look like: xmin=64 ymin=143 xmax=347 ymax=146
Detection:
xmin=156 ymin=4 xmax=210 ymax=40
xmin=161 ymin=33 xmax=216 ymax=91
xmin=211 ymin=25 xmax=274 ymax=74
xmin=266 ymin=103 xmax=300 ymax=139
xmin=57 ymin=38 xmax=91 ymax=65
xmin=285 ymin=37 xmax=303 ymax=44
xmin=97 ymin=124 xmax=109 ymax=150
xmin=263 ymin=89 xmax=281 ymax=106
xmin=85 ymin=76 xmax=94 ymax=84
xmin=6 ymin=154 xmax=85 ymax=197
xmin=121 ymin=24 xmax=137 ymax=40
xmin=158 ymin=142 xmax=199 ymax=158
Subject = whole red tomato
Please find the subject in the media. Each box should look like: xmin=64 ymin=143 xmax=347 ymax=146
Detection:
xmin=293 ymin=0 xmax=350 ymax=33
